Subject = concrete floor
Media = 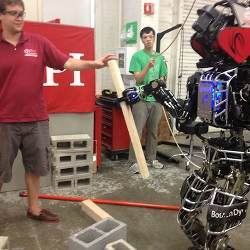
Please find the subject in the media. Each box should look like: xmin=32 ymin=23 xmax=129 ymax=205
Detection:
xmin=0 ymin=142 xmax=250 ymax=250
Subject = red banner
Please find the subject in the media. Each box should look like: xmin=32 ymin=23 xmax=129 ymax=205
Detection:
xmin=25 ymin=21 xmax=95 ymax=113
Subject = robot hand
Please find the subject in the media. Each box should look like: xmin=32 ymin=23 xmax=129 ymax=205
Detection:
xmin=118 ymin=87 xmax=140 ymax=105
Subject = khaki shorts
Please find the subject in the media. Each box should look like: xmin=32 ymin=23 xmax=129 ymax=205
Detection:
xmin=0 ymin=121 xmax=51 ymax=183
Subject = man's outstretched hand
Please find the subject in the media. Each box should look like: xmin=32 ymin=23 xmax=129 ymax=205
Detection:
xmin=94 ymin=54 xmax=118 ymax=69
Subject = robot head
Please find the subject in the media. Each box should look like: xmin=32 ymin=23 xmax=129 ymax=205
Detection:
xmin=191 ymin=1 xmax=250 ymax=67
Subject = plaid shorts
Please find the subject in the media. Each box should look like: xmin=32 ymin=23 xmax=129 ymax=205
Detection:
xmin=0 ymin=120 xmax=51 ymax=183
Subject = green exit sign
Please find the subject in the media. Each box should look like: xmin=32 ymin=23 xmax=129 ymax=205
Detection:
xmin=125 ymin=21 xmax=138 ymax=44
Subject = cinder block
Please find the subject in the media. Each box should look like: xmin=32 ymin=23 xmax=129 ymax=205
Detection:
xmin=0 ymin=236 xmax=9 ymax=250
xmin=68 ymin=218 xmax=127 ymax=250
xmin=75 ymin=174 xmax=92 ymax=189
xmin=52 ymin=172 xmax=92 ymax=192
xmin=52 ymin=151 xmax=93 ymax=166
xmin=53 ymin=165 xmax=75 ymax=178
xmin=51 ymin=134 xmax=92 ymax=151
xmin=53 ymin=162 xmax=93 ymax=178
xmin=105 ymin=239 xmax=137 ymax=250
xmin=53 ymin=177 xmax=74 ymax=191
xmin=75 ymin=163 xmax=93 ymax=175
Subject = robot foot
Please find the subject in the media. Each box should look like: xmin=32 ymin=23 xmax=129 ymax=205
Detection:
xmin=188 ymin=247 xmax=204 ymax=250
xmin=188 ymin=245 xmax=235 ymax=250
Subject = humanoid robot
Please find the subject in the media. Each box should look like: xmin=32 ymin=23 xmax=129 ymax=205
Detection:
xmin=124 ymin=0 xmax=250 ymax=249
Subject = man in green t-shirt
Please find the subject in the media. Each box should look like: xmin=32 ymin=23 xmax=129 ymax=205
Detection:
xmin=128 ymin=26 xmax=168 ymax=174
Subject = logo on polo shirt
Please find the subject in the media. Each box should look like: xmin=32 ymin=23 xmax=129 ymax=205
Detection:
xmin=24 ymin=49 xmax=38 ymax=57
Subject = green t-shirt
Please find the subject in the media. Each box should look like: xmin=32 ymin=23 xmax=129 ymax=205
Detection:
xmin=129 ymin=49 xmax=168 ymax=102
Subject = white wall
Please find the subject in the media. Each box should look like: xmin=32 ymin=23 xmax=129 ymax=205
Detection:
xmin=95 ymin=0 xmax=121 ymax=93
xmin=122 ymin=0 xmax=141 ymax=43
xmin=122 ymin=0 xmax=141 ymax=25
xmin=23 ymin=0 xmax=42 ymax=21
xmin=42 ymin=0 xmax=93 ymax=27
xmin=159 ymin=0 xmax=181 ymax=93
xmin=23 ymin=0 xmax=93 ymax=28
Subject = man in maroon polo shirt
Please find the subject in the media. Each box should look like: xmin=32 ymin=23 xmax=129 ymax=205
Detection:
xmin=0 ymin=0 xmax=116 ymax=222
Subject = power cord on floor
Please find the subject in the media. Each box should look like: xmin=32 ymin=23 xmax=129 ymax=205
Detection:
xmin=162 ymin=106 xmax=201 ymax=169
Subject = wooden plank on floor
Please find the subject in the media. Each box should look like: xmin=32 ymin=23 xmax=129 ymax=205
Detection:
xmin=0 ymin=236 xmax=9 ymax=250
xmin=81 ymin=199 xmax=112 ymax=222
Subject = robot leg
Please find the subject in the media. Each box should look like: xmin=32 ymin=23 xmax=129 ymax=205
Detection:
xmin=205 ymin=186 xmax=249 ymax=250
xmin=178 ymin=169 xmax=215 ymax=249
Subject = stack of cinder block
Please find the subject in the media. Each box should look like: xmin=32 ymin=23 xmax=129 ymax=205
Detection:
xmin=51 ymin=134 xmax=93 ymax=192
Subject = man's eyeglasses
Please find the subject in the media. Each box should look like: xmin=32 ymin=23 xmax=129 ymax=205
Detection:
xmin=3 ymin=10 xmax=26 ymax=18
xmin=142 ymin=35 xmax=155 ymax=40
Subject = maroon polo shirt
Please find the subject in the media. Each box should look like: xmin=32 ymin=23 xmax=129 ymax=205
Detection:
xmin=0 ymin=31 xmax=69 ymax=122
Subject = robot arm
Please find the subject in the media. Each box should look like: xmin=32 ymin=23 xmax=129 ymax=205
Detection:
xmin=141 ymin=72 xmax=202 ymax=127
xmin=142 ymin=79 xmax=186 ymax=120
xmin=121 ymin=77 xmax=200 ymax=133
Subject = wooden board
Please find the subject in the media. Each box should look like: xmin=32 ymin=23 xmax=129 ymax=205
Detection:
xmin=81 ymin=199 xmax=112 ymax=222
xmin=108 ymin=60 xmax=149 ymax=178
xmin=0 ymin=236 xmax=9 ymax=250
